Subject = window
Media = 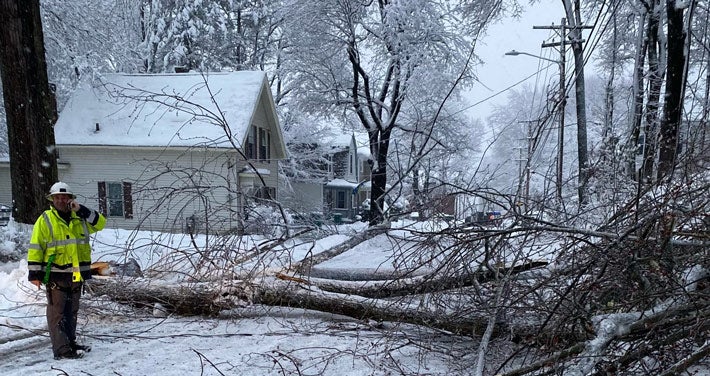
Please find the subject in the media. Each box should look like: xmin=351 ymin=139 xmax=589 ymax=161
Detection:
xmin=246 ymin=125 xmax=257 ymax=159
xmin=108 ymin=183 xmax=124 ymax=216
xmin=98 ymin=181 xmax=133 ymax=219
xmin=636 ymin=133 xmax=645 ymax=156
xmin=336 ymin=191 xmax=346 ymax=209
xmin=253 ymin=186 xmax=275 ymax=200
xmin=247 ymin=126 xmax=271 ymax=162
xmin=259 ymin=128 xmax=269 ymax=162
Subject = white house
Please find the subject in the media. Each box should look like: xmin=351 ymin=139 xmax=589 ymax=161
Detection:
xmin=49 ymin=71 xmax=286 ymax=234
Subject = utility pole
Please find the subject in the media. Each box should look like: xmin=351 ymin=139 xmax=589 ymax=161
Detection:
xmin=535 ymin=15 xmax=594 ymax=204
xmin=515 ymin=120 xmax=536 ymax=210
xmin=534 ymin=19 xmax=566 ymax=202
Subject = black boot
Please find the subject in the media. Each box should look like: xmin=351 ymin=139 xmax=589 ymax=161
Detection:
xmin=70 ymin=341 xmax=92 ymax=353
xmin=54 ymin=350 xmax=84 ymax=360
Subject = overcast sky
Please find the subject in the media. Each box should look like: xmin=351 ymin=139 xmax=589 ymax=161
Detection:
xmin=466 ymin=0 xmax=567 ymax=120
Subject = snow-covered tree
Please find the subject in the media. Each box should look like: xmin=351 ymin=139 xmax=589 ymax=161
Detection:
xmin=141 ymin=0 xmax=284 ymax=73
xmin=41 ymin=0 xmax=145 ymax=104
xmin=280 ymin=0 xmax=508 ymax=225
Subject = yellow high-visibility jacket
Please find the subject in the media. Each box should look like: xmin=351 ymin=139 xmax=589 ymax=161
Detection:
xmin=27 ymin=205 xmax=106 ymax=284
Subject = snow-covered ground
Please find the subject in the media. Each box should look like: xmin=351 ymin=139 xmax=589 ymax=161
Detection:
xmin=5 ymin=218 xmax=706 ymax=375
xmin=0 ymin=219 xmax=503 ymax=375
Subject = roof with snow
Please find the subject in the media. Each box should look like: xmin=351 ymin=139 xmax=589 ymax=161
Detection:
xmin=325 ymin=178 xmax=360 ymax=188
xmin=54 ymin=71 xmax=277 ymax=149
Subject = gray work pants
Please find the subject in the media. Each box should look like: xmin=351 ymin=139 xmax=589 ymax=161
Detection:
xmin=46 ymin=282 xmax=82 ymax=356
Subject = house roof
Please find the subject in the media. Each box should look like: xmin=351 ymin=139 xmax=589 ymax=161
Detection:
xmin=54 ymin=71 xmax=277 ymax=149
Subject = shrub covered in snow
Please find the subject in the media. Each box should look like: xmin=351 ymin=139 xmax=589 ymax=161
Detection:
xmin=0 ymin=220 xmax=30 ymax=263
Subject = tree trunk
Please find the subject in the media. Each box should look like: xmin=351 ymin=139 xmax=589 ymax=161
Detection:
xmin=368 ymin=129 xmax=390 ymax=225
xmin=0 ymin=0 xmax=58 ymax=223
xmin=641 ymin=0 xmax=663 ymax=185
xmin=657 ymin=0 xmax=686 ymax=180
xmin=628 ymin=9 xmax=647 ymax=178
xmin=299 ymin=261 xmax=549 ymax=299
xmin=86 ymin=277 xmax=499 ymax=336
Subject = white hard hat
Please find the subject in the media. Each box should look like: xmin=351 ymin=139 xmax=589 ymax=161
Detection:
xmin=47 ymin=181 xmax=75 ymax=200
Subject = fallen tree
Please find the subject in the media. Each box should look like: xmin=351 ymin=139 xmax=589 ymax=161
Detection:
xmin=84 ymin=175 xmax=709 ymax=375
xmin=284 ymin=261 xmax=548 ymax=299
xmin=85 ymin=275 xmax=503 ymax=335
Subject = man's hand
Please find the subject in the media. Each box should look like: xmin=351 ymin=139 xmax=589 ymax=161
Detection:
xmin=30 ymin=280 xmax=41 ymax=289
xmin=68 ymin=200 xmax=80 ymax=212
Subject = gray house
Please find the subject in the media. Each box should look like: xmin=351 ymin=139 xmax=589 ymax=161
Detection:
xmin=283 ymin=133 xmax=371 ymax=223
xmin=323 ymin=134 xmax=372 ymax=221
xmin=44 ymin=71 xmax=286 ymax=233
xmin=0 ymin=154 xmax=10 ymax=207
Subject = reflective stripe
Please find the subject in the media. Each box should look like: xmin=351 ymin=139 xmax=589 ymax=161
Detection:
xmin=86 ymin=211 xmax=98 ymax=225
xmin=28 ymin=244 xmax=43 ymax=251
xmin=81 ymin=221 xmax=90 ymax=245
xmin=27 ymin=264 xmax=43 ymax=271
xmin=46 ymin=238 xmax=85 ymax=248
xmin=42 ymin=212 xmax=54 ymax=240
xmin=49 ymin=265 xmax=91 ymax=273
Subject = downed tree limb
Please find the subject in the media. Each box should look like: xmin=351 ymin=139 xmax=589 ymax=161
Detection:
xmin=231 ymin=225 xmax=316 ymax=267
xmin=85 ymin=277 xmax=236 ymax=315
xmin=85 ymin=276 xmax=500 ymax=336
xmin=657 ymin=340 xmax=710 ymax=376
xmin=281 ymin=261 xmax=549 ymax=299
xmin=499 ymin=299 xmax=710 ymax=376
xmin=291 ymin=225 xmax=389 ymax=274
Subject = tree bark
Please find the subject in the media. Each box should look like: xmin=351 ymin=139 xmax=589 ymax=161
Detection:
xmin=0 ymin=0 xmax=58 ymax=223
xmin=641 ymin=0 xmax=663 ymax=185
xmin=628 ymin=9 xmax=647 ymax=178
xmin=657 ymin=0 xmax=686 ymax=180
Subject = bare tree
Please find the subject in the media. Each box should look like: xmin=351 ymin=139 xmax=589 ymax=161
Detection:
xmin=657 ymin=0 xmax=687 ymax=181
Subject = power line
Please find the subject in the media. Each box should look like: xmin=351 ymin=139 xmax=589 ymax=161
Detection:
xmin=453 ymin=65 xmax=557 ymax=118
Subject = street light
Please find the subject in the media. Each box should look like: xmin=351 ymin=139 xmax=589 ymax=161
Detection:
xmin=505 ymin=49 xmax=566 ymax=202
xmin=504 ymin=50 xmax=559 ymax=65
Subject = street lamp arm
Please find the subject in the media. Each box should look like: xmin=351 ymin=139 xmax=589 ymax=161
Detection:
xmin=505 ymin=50 xmax=560 ymax=65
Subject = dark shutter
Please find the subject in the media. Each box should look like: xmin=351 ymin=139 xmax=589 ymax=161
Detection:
xmin=123 ymin=182 xmax=133 ymax=219
xmin=97 ymin=181 xmax=107 ymax=215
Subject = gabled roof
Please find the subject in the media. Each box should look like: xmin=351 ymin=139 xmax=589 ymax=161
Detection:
xmin=54 ymin=71 xmax=281 ymax=150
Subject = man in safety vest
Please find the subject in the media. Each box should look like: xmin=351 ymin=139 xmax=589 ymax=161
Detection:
xmin=27 ymin=182 xmax=106 ymax=360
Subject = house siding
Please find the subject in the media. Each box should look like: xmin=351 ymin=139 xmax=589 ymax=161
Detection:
xmin=282 ymin=181 xmax=323 ymax=214
xmin=0 ymin=161 xmax=11 ymax=206
xmin=251 ymin=94 xmax=284 ymax=162
xmin=57 ymin=146 xmax=257 ymax=233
